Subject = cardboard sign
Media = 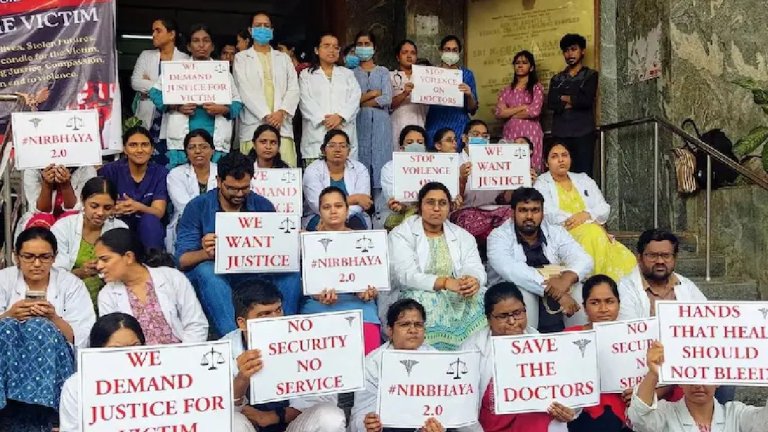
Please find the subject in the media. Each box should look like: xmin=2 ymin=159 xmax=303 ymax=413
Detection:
xmin=214 ymin=212 xmax=300 ymax=273
xmin=492 ymin=331 xmax=600 ymax=414
xmin=301 ymin=230 xmax=390 ymax=295
xmin=247 ymin=310 xmax=366 ymax=403
xmin=468 ymin=143 xmax=531 ymax=190
xmin=378 ymin=350 xmax=482 ymax=429
xmin=411 ymin=65 xmax=463 ymax=107
xmin=251 ymin=168 xmax=302 ymax=215
xmin=657 ymin=301 xmax=768 ymax=386
xmin=392 ymin=152 xmax=460 ymax=202
xmin=594 ymin=318 xmax=659 ymax=392
xmin=12 ymin=110 xmax=102 ymax=170
xmin=161 ymin=61 xmax=232 ymax=105
xmin=78 ymin=341 xmax=233 ymax=432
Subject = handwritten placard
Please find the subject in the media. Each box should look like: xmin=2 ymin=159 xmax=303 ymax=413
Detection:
xmin=247 ymin=310 xmax=365 ymax=403
xmin=214 ymin=212 xmax=300 ymax=273
xmin=492 ymin=331 xmax=599 ymax=414
xmin=251 ymin=168 xmax=302 ymax=215
xmin=78 ymin=341 xmax=233 ymax=432
xmin=594 ymin=318 xmax=659 ymax=392
xmin=468 ymin=143 xmax=531 ymax=190
xmin=657 ymin=301 xmax=768 ymax=386
xmin=301 ymin=230 xmax=390 ymax=295
xmin=12 ymin=110 xmax=102 ymax=170
xmin=411 ymin=65 xmax=463 ymax=107
xmin=161 ymin=61 xmax=232 ymax=105
xmin=378 ymin=350 xmax=481 ymax=429
xmin=392 ymin=152 xmax=459 ymax=202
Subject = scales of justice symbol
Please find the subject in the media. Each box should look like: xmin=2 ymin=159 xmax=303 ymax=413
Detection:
xmin=356 ymin=236 xmax=374 ymax=253
xmin=200 ymin=347 xmax=226 ymax=371
xmin=446 ymin=357 xmax=468 ymax=380
xmin=67 ymin=115 xmax=84 ymax=131
xmin=280 ymin=217 xmax=297 ymax=234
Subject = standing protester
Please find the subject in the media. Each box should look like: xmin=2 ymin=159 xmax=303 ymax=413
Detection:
xmin=390 ymin=40 xmax=428 ymax=152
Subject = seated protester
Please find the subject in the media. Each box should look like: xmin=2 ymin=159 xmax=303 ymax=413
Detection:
xmin=51 ymin=177 xmax=127 ymax=307
xmin=376 ymin=125 xmax=426 ymax=230
xmin=351 ymin=299 xmax=450 ymax=432
xmin=59 ymin=313 xmax=146 ymax=432
xmin=563 ymin=275 xmax=631 ymax=432
xmin=628 ymin=341 xmax=768 ymax=432
xmin=19 ymin=163 xmax=96 ymax=232
xmin=226 ymin=280 xmax=346 ymax=432
xmin=248 ymin=124 xmax=290 ymax=168
xmin=487 ymin=187 xmax=592 ymax=333
xmin=460 ymin=282 xmax=575 ymax=432
xmin=388 ymin=182 xmax=486 ymax=350
xmin=166 ymin=129 xmax=218 ymax=251
xmin=300 ymin=186 xmax=381 ymax=353
xmin=303 ymin=130 xmax=372 ymax=230
xmin=0 ymin=228 xmax=95 ymax=431
xmin=96 ymin=228 xmax=208 ymax=344
xmin=534 ymin=142 xmax=635 ymax=281
xmin=98 ymin=126 xmax=168 ymax=251
xmin=175 ymin=151 xmax=301 ymax=336
xmin=149 ymin=23 xmax=242 ymax=169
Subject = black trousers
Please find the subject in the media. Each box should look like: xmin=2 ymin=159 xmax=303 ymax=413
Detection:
xmin=554 ymin=132 xmax=597 ymax=178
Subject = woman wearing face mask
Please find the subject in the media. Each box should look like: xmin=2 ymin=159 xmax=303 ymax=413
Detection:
xmin=424 ymin=35 xmax=478 ymax=151
xmin=343 ymin=44 xmax=359 ymax=69
xmin=51 ymin=177 xmax=127 ymax=306
xmin=390 ymin=39 xmax=428 ymax=152
xmin=150 ymin=23 xmax=242 ymax=169
xmin=376 ymin=125 xmax=426 ymax=230
xmin=131 ymin=18 xmax=189 ymax=165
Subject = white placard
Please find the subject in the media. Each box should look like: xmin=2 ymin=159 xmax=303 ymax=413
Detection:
xmin=161 ymin=61 xmax=232 ymax=105
xmin=411 ymin=65 xmax=463 ymax=107
xmin=657 ymin=301 xmax=768 ymax=386
xmin=251 ymin=168 xmax=302 ymax=215
xmin=392 ymin=152 xmax=460 ymax=203
xmin=378 ymin=350 xmax=481 ymax=429
xmin=468 ymin=143 xmax=531 ymax=190
xmin=78 ymin=341 xmax=233 ymax=432
xmin=594 ymin=318 xmax=659 ymax=393
xmin=492 ymin=331 xmax=600 ymax=414
xmin=12 ymin=110 xmax=102 ymax=170
xmin=214 ymin=212 xmax=300 ymax=273
xmin=246 ymin=310 xmax=365 ymax=403
xmin=301 ymin=230 xmax=390 ymax=295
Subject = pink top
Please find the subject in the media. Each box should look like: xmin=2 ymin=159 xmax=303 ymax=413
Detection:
xmin=127 ymin=282 xmax=180 ymax=345
xmin=479 ymin=380 xmax=553 ymax=432
xmin=495 ymin=82 xmax=545 ymax=170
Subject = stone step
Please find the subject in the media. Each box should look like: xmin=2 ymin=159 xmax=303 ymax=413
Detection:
xmin=612 ymin=231 xmax=698 ymax=254
xmin=735 ymin=386 xmax=768 ymax=406
xmin=675 ymin=254 xmax=727 ymax=278
xmin=690 ymin=277 xmax=760 ymax=301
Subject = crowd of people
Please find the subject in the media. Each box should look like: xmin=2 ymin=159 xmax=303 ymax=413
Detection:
xmin=1 ymin=9 xmax=767 ymax=432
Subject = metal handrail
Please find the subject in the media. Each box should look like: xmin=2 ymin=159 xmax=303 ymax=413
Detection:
xmin=0 ymin=96 xmax=30 ymax=266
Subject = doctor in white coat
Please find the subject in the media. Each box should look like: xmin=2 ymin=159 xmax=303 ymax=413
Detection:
xmin=234 ymin=11 xmax=300 ymax=166
xmin=299 ymin=32 xmax=361 ymax=166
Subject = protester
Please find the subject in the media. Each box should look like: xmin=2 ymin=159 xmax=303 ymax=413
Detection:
xmin=96 ymin=228 xmax=208 ymax=344
xmin=19 ymin=164 xmax=96 ymax=234
xmin=98 ymin=126 xmax=168 ymax=251
xmin=248 ymin=124 xmax=290 ymax=168
xmin=377 ymin=125 xmax=426 ymax=230
xmin=343 ymin=44 xmax=358 ymax=69
xmin=534 ymin=142 xmax=635 ymax=281
xmin=299 ymin=32 xmax=362 ymax=166
xmin=495 ymin=50 xmax=544 ymax=171
xmin=51 ymin=177 xmax=127 ymax=305
xmin=277 ymin=40 xmax=311 ymax=73
xmin=234 ymin=11 xmax=300 ymax=167
xmin=303 ymin=130 xmax=372 ymax=230
xmin=221 ymin=42 xmax=237 ymax=65
xmin=236 ymin=29 xmax=252 ymax=52
xmin=390 ymin=39 xmax=428 ymax=151
xmin=388 ymin=182 xmax=486 ymax=350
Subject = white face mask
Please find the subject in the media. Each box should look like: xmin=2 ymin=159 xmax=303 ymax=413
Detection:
xmin=441 ymin=52 xmax=460 ymax=66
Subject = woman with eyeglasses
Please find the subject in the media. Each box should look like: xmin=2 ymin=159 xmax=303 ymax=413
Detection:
xmin=376 ymin=125 xmax=426 ymax=230
xmin=390 ymin=40 xmax=428 ymax=152
xmin=98 ymin=126 xmax=169 ymax=252
xmin=303 ymin=130 xmax=372 ymax=230
xmin=387 ymin=182 xmax=486 ymax=350
xmin=0 ymin=227 xmax=95 ymax=431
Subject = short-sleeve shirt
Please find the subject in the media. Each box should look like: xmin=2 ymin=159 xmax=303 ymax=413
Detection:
xmin=97 ymin=159 xmax=169 ymax=206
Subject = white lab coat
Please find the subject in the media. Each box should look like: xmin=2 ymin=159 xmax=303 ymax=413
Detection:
xmin=0 ymin=266 xmax=96 ymax=347
xmin=98 ymin=266 xmax=208 ymax=343
xmin=130 ymin=48 xmax=190 ymax=129
xmin=373 ymin=160 xmax=396 ymax=228
xmin=302 ymin=158 xmax=371 ymax=227
xmin=298 ymin=66 xmax=362 ymax=160
xmin=51 ymin=213 xmax=127 ymax=271
xmin=628 ymin=390 xmax=768 ymax=432
xmin=58 ymin=373 xmax=78 ymax=432
xmin=617 ymin=266 xmax=707 ymax=320
xmin=165 ymin=162 xmax=218 ymax=251
xmin=233 ymin=47 xmax=300 ymax=142
xmin=534 ymin=171 xmax=610 ymax=226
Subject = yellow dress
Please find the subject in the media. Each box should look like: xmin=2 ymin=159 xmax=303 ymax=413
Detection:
xmin=556 ymin=182 xmax=636 ymax=282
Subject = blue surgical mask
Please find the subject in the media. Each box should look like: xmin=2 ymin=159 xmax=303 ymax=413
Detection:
xmin=251 ymin=27 xmax=273 ymax=45
xmin=404 ymin=143 xmax=426 ymax=153
xmin=355 ymin=46 xmax=375 ymax=61
xmin=468 ymin=136 xmax=489 ymax=145
xmin=344 ymin=54 xmax=360 ymax=69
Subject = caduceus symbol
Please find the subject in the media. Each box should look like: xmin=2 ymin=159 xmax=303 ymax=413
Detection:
xmin=66 ymin=115 xmax=83 ymax=131
xmin=279 ymin=218 xmax=296 ymax=233
xmin=318 ymin=237 xmax=333 ymax=252
xmin=345 ymin=316 xmax=356 ymax=327
xmin=356 ymin=236 xmax=373 ymax=253
xmin=758 ymin=308 xmax=768 ymax=320
xmin=28 ymin=117 xmax=42 ymax=129
xmin=573 ymin=339 xmax=592 ymax=358
xmin=400 ymin=359 xmax=419 ymax=377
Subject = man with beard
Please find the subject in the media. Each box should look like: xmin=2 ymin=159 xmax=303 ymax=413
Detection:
xmin=617 ymin=229 xmax=706 ymax=320
xmin=547 ymin=33 xmax=598 ymax=177
xmin=487 ymin=187 xmax=593 ymax=332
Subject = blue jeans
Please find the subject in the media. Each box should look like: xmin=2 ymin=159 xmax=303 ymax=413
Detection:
xmin=185 ymin=261 xmax=301 ymax=336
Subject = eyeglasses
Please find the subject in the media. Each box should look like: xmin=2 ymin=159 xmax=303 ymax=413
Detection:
xmin=395 ymin=320 xmax=425 ymax=329
xmin=326 ymin=143 xmax=349 ymax=150
xmin=221 ymin=183 xmax=251 ymax=194
xmin=423 ymin=199 xmax=449 ymax=208
xmin=642 ymin=252 xmax=676 ymax=261
xmin=491 ymin=308 xmax=527 ymax=321
xmin=18 ymin=253 xmax=55 ymax=264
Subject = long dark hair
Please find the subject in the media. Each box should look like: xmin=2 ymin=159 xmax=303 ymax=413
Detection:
xmin=96 ymin=228 xmax=175 ymax=268
xmin=89 ymin=313 xmax=146 ymax=348
xmin=309 ymin=32 xmax=339 ymax=73
xmin=511 ymin=50 xmax=538 ymax=95
xmin=81 ymin=176 xmax=118 ymax=203
xmin=248 ymin=124 xmax=286 ymax=168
